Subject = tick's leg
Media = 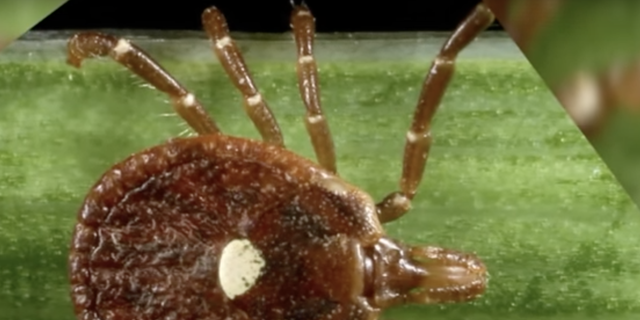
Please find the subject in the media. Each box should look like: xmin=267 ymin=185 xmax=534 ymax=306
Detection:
xmin=290 ymin=4 xmax=338 ymax=174
xmin=67 ymin=32 xmax=220 ymax=135
xmin=376 ymin=3 xmax=495 ymax=223
xmin=202 ymin=8 xmax=284 ymax=147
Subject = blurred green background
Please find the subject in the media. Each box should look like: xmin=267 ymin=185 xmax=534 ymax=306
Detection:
xmin=0 ymin=0 xmax=66 ymax=46
xmin=524 ymin=0 xmax=640 ymax=207
xmin=1 ymin=32 xmax=639 ymax=319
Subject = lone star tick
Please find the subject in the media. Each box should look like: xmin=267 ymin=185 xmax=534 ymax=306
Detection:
xmin=66 ymin=2 xmax=493 ymax=320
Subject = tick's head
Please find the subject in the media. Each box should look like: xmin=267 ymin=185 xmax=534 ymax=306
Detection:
xmin=366 ymin=237 xmax=487 ymax=308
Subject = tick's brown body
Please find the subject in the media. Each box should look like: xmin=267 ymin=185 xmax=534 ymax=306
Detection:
xmin=67 ymin=3 xmax=494 ymax=320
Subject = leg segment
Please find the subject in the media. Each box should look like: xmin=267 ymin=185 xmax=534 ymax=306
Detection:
xmin=67 ymin=32 xmax=220 ymax=135
xmin=376 ymin=3 xmax=495 ymax=223
xmin=202 ymin=8 xmax=285 ymax=147
xmin=290 ymin=4 xmax=338 ymax=174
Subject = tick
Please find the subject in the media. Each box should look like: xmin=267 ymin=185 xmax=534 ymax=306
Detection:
xmin=66 ymin=2 xmax=494 ymax=320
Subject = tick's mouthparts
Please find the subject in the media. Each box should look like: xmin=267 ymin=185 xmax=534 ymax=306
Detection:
xmin=418 ymin=265 xmax=486 ymax=290
xmin=409 ymin=246 xmax=488 ymax=302
xmin=367 ymin=238 xmax=487 ymax=308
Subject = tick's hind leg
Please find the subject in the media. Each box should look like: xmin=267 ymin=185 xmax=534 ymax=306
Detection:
xmin=376 ymin=3 xmax=495 ymax=223
xmin=290 ymin=4 xmax=338 ymax=174
xmin=67 ymin=32 xmax=220 ymax=135
xmin=202 ymin=8 xmax=284 ymax=147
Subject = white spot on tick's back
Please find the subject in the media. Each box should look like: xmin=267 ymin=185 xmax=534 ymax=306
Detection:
xmin=219 ymin=239 xmax=265 ymax=299
xmin=112 ymin=39 xmax=132 ymax=57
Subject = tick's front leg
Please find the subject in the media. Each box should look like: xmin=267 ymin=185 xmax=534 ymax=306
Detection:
xmin=377 ymin=2 xmax=495 ymax=223
xmin=291 ymin=4 xmax=338 ymax=174
xmin=67 ymin=32 xmax=220 ymax=135
xmin=202 ymin=8 xmax=285 ymax=147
